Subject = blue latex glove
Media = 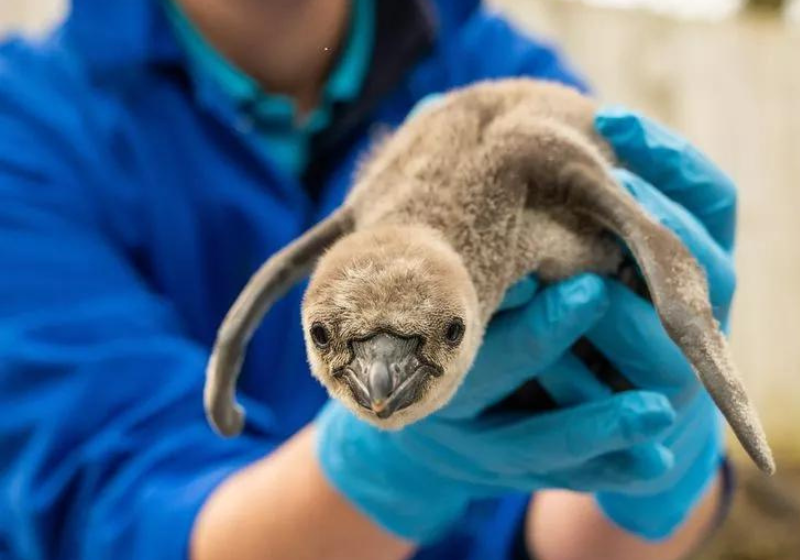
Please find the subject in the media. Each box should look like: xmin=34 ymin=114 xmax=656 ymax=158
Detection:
xmin=407 ymin=92 xmax=444 ymax=117
xmin=536 ymin=108 xmax=737 ymax=540
xmin=316 ymin=274 xmax=678 ymax=543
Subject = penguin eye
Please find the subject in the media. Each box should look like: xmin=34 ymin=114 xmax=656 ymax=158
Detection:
xmin=444 ymin=318 xmax=465 ymax=346
xmin=310 ymin=323 xmax=331 ymax=348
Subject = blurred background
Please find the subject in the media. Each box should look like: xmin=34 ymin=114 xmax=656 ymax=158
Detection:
xmin=2 ymin=0 xmax=798 ymax=558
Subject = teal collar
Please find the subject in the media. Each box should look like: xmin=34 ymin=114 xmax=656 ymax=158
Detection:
xmin=163 ymin=0 xmax=375 ymax=176
xmin=163 ymin=0 xmax=374 ymax=132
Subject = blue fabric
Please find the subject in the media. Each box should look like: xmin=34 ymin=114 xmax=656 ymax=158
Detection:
xmin=162 ymin=0 xmax=375 ymax=177
xmin=0 ymin=1 xmax=588 ymax=558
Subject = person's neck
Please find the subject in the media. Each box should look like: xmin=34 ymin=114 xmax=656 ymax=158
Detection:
xmin=174 ymin=0 xmax=351 ymax=115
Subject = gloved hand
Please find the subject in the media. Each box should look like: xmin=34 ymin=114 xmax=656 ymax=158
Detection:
xmin=316 ymin=273 xmax=678 ymax=543
xmin=536 ymin=107 xmax=737 ymax=540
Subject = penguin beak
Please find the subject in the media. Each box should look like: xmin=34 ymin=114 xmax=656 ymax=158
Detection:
xmin=341 ymin=332 xmax=438 ymax=419
xmin=365 ymin=359 xmax=394 ymax=413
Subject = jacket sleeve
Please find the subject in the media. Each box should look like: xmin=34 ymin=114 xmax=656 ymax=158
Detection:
xmin=0 ymin=42 xmax=274 ymax=560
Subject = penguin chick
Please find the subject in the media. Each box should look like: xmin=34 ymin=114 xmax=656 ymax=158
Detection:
xmin=204 ymin=78 xmax=776 ymax=474
xmin=302 ymin=225 xmax=481 ymax=429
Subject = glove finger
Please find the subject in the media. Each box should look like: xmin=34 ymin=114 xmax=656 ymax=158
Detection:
xmin=536 ymin=353 xmax=613 ymax=407
xmin=496 ymin=276 xmax=539 ymax=312
xmin=595 ymin=107 xmax=737 ymax=252
xmin=486 ymin=273 xmax=610 ymax=370
xmin=586 ymin=279 xmax=699 ymax=403
xmin=596 ymin=433 xmax=724 ymax=540
xmin=613 ymin=168 xmax=736 ymax=314
xmin=408 ymin=92 xmax=445 ymax=118
xmin=657 ymin=392 xmax=724 ymax=486
xmin=444 ymin=274 xmax=608 ymax=419
xmin=560 ymin=443 xmax=675 ymax=494
xmin=461 ymin=443 xmax=674 ymax=495
xmin=471 ymin=390 xmax=675 ymax=472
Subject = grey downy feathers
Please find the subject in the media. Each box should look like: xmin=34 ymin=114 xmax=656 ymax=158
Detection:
xmin=204 ymin=79 xmax=775 ymax=475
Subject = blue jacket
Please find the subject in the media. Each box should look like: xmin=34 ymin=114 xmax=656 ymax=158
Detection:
xmin=0 ymin=1 xmax=587 ymax=558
